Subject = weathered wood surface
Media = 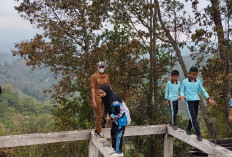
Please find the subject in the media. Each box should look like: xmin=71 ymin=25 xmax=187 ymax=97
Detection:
xmin=88 ymin=140 xmax=99 ymax=157
xmin=0 ymin=130 xmax=91 ymax=148
xmin=163 ymin=133 xmax=173 ymax=157
xmin=0 ymin=124 xmax=231 ymax=157
xmin=0 ymin=125 xmax=166 ymax=148
xmin=189 ymin=138 xmax=232 ymax=156
xmin=167 ymin=126 xmax=232 ymax=157
xmin=102 ymin=125 xmax=167 ymax=138
xmin=90 ymin=131 xmax=122 ymax=157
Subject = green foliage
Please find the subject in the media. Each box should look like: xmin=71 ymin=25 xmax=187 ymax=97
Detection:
xmin=10 ymin=0 xmax=232 ymax=156
xmin=0 ymin=84 xmax=54 ymax=135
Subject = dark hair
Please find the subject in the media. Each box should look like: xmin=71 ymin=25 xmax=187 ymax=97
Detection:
xmin=171 ymin=70 xmax=179 ymax=76
xmin=189 ymin=66 xmax=198 ymax=73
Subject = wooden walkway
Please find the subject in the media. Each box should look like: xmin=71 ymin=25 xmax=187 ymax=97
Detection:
xmin=188 ymin=138 xmax=232 ymax=156
xmin=0 ymin=124 xmax=231 ymax=157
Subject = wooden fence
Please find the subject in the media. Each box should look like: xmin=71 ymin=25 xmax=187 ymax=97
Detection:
xmin=0 ymin=124 xmax=231 ymax=157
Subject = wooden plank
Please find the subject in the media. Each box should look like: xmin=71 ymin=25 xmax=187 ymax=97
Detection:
xmin=88 ymin=140 xmax=99 ymax=157
xmin=0 ymin=125 xmax=166 ymax=149
xmin=163 ymin=133 xmax=173 ymax=157
xmin=0 ymin=130 xmax=91 ymax=148
xmin=102 ymin=125 xmax=167 ymax=138
xmin=90 ymin=131 xmax=122 ymax=157
xmin=167 ymin=126 xmax=232 ymax=157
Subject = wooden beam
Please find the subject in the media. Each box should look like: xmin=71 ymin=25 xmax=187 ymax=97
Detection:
xmin=163 ymin=133 xmax=173 ymax=157
xmin=167 ymin=126 xmax=232 ymax=157
xmin=0 ymin=130 xmax=91 ymax=148
xmin=90 ymin=131 xmax=122 ymax=157
xmin=88 ymin=140 xmax=99 ymax=157
xmin=0 ymin=124 xmax=231 ymax=157
xmin=0 ymin=125 xmax=166 ymax=149
xmin=102 ymin=125 xmax=167 ymax=138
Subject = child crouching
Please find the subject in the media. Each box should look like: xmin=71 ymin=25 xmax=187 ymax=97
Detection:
xmin=99 ymin=84 xmax=131 ymax=155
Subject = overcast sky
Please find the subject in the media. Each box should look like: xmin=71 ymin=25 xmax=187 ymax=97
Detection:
xmin=0 ymin=0 xmax=211 ymax=55
xmin=0 ymin=0 xmax=39 ymax=54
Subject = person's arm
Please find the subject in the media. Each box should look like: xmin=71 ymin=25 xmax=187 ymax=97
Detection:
xmin=110 ymin=101 xmax=123 ymax=121
xmin=199 ymin=81 xmax=209 ymax=99
xmin=179 ymin=82 xmax=181 ymax=96
xmin=180 ymin=80 xmax=186 ymax=100
xmin=180 ymin=81 xmax=185 ymax=97
xmin=178 ymin=82 xmax=182 ymax=99
xmin=90 ymin=75 xmax=97 ymax=108
xmin=165 ymin=82 xmax=169 ymax=106
xmin=165 ymin=82 xmax=169 ymax=100
xmin=199 ymin=80 xmax=216 ymax=105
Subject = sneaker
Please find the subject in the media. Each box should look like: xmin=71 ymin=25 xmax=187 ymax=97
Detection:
xmin=111 ymin=152 xmax=124 ymax=156
xmin=109 ymin=149 xmax=116 ymax=155
xmin=186 ymin=130 xmax=191 ymax=135
xmin=197 ymin=135 xmax=202 ymax=141
xmin=94 ymin=130 xmax=104 ymax=138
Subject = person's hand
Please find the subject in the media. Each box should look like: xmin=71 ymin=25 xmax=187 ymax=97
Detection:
xmin=105 ymin=117 xmax=111 ymax=127
xmin=165 ymin=100 xmax=169 ymax=107
xmin=92 ymin=101 xmax=97 ymax=109
xmin=209 ymin=97 xmax=217 ymax=106
xmin=180 ymin=96 xmax=185 ymax=101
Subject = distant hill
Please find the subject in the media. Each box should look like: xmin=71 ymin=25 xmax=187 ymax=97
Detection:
xmin=0 ymin=53 xmax=57 ymax=101
xmin=0 ymin=53 xmax=20 ymax=65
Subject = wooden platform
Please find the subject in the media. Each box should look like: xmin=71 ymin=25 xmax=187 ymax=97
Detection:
xmin=188 ymin=138 xmax=232 ymax=156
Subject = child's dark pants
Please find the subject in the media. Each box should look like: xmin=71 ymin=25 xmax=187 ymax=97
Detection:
xmin=111 ymin=115 xmax=127 ymax=154
xmin=169 ymin=100 xmax=178 ymax=125
xmin=186 ymin=100 xmax=201 ymax=136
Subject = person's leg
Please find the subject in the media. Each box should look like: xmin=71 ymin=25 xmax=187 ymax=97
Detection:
xmin=111 ymin=122 xmax=118 ymax=150
xmin=96 ymin=103 xmax=104 ymax=133
xmin=194 ymin=100 xmax=201 ymax=136
xmin=186 ymin=101 xmax=201 ymax=136
xmin=186 ymin=101 xmax=193 ymax=132
xmin=172 ymin=100 xmax=178 ymax=125
xmin=115 ymin=115 xmax=127 ymax=154
xmin=169 ymin=101 xmax=174 ymax=125
xmin=116 ymin=125 xmax=126 ymax=154
xmin=195 ymin=100 xmax=199 ymax=117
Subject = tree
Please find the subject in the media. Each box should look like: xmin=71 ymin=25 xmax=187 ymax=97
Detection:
xmin=190 ymin=0 xmax=232 ymax=132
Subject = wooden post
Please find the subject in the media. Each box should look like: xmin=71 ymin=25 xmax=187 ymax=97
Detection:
xmin=88 ymin=140 xmax=98 ymax=157
xmin=163 ymin=133 xmax=173 ymax=157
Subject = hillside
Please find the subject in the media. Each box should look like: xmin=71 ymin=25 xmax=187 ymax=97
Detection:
xmin=0 ymin=54 xmax=57 ymax=101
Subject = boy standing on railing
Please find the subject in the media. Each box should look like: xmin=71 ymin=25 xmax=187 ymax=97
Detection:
xmin=165 ymin=70 xmax=181 ymax=130
xmin=181 ymin=66 xmax=216 ymax=141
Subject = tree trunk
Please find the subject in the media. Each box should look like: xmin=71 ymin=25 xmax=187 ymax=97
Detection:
xmin=149 ymin=0 xmax=154 ymax=119
xmin=152 ymin=2 xmax=159 ymax=115
xmin=210 ymin=0 xmax=231 ymax=125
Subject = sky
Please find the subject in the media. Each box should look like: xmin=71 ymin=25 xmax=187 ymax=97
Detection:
xmin=0 ymin=0 xmax=39 ymax=54
xmin=0 ymin=0 xmax=211 ymax=55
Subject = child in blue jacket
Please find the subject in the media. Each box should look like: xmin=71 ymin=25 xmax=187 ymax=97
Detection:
xmin=181 ymin=66 xmax=215 ymax=141
xmin=99 ymin=84 xmax=131 ymax=155
xmin=165 ymin=70 xmax=181 ymax=130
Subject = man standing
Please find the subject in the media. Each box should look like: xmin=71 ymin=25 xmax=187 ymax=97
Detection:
xmin=90 ymin=61 xmax=110 ymax=137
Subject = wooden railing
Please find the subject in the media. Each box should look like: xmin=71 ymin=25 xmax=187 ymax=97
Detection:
xmin=0 ymin=124 xmax=231 ymax=157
